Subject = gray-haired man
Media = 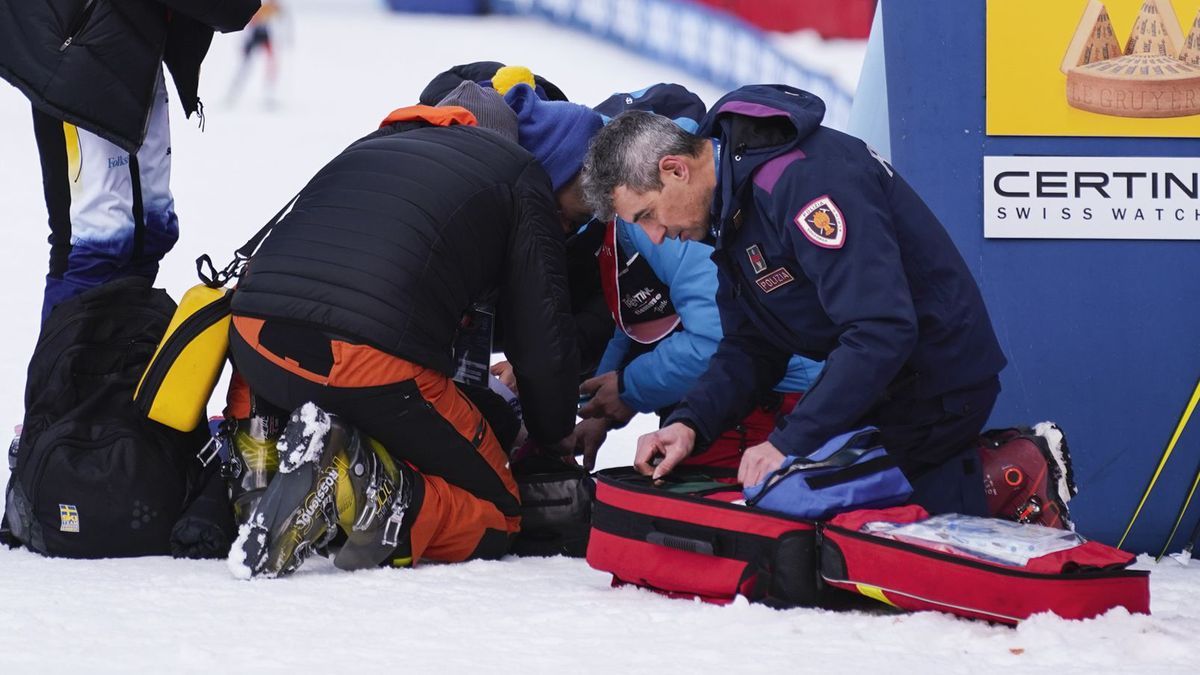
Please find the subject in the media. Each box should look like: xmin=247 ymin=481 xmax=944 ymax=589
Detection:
xmin=581 ymin=84 xmax=1009 ymax=518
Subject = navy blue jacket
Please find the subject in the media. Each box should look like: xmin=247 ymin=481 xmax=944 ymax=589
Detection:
xmin=666 ymin=85 xmax=1006 ymax=462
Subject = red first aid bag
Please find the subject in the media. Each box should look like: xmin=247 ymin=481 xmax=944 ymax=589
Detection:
xmin=586 ymin=467 xmax=820 ymax=607
xmin=818 ymin=506 xmax=1150 ymax=624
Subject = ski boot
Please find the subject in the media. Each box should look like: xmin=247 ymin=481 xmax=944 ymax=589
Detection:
xmin=223 ymin=398 xmax=287 ymax=526
xmin=332 ymin=435 xmax=416 ymax=571
xmin=229 ymin=403 xmax=345 ymax=579
xmin=229 ymin=403 xmax=416 ymax=578
xmin=979 ymin=422 xmax=1077 ymax=530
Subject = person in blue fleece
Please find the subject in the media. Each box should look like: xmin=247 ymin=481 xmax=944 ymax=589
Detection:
xmin=572 ymin=84 xmax=822 ymax=471
xmin=581 ymin=85 xmax=1007 ymax=516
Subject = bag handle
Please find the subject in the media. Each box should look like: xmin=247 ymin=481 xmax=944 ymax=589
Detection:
xmin=196 ymin=195 xmax=299 ymax=288
xmin=745 ymin=429 xmax=885 ymax=506
xmin=785 ymin=428 xmax=882 ymax=473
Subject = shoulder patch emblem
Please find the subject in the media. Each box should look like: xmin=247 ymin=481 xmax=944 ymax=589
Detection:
xmin=795 ymin=195 xmax=846 ymax=249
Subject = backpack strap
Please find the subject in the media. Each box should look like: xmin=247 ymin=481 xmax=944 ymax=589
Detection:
xmin=196 ymin=194 xmax=299 ymax=288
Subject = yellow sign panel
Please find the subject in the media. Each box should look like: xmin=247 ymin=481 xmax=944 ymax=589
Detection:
xmin=988 ymin=0 xmax=1200 ymax=136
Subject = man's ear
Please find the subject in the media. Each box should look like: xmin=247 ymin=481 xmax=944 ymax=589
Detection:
xmin=659 ymin=155 xmax=689 ymax=183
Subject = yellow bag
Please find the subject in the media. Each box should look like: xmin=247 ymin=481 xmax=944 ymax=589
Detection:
xmin=134 ymin=284 xmax=232 ymax=432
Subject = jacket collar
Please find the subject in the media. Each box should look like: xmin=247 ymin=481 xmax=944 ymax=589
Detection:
xmin=699 ymin=85 xmax=826 ymax=238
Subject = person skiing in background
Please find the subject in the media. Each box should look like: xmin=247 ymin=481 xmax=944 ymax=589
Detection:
xmin=0 ymin=0 xmax=261 ymax=322
xmin=225 ymin=81 xmax=595 ymax=578
xmin=582 ymin=85 xmax=1010 ymax=517
xmin=572 ymin=83 xmax=824 ymax=472
xmin=225 ymin=0 xmax=290 ymax=108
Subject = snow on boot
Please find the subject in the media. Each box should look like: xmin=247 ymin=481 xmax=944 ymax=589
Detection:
xmin=332 ymin=436 xmax=416 ymax=571
xmin=228 ymin=403 xmax=344 ymax=579
xmin=978 ymin=424 xmax=1077 ymax=530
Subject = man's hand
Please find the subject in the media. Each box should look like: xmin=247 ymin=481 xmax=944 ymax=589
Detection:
xmin=738 ymin=441 xmax=787 ymax=488
xmin=489 ymin=361 xmax=518 ymax=394
xmin=543 ymin=428 xmax=580 ymax=465
xmin=634 ymin=422 xmax=695 ymax=480
xmin=572 ymin=417 xmax=610 ymax=471
xmin=578 ymin=371 xmax=635 ymax=427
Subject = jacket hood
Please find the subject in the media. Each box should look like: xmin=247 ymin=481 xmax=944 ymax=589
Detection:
xmin=378 ymin=104 xmax=478 ymax=129
xmin=699 ymin=85 xmax=826 ymax=225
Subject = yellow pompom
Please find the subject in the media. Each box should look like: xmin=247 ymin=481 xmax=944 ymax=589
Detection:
xmin=492 ymin=65 xmax=536 ymax=95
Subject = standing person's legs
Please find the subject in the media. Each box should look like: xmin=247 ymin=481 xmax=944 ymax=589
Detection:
xmin=31 ymin=70 xmax=177 ymax=321
xmin=230 ymin=318 xmax=521 ymax=564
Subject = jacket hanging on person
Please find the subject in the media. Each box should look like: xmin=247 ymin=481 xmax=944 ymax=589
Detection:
xmin=0 ymin=0 xmax=260 ymax=153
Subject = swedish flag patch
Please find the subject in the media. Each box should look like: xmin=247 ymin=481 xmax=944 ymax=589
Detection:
xmin=59 ymin=504 xmax=80 ymax=533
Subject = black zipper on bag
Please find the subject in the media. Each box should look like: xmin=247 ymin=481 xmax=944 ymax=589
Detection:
xmin=821 ymin=524 xmax=1149 ymax=581
xmin=31 ymin=306 xmax=164 ymax=367
xmin=27 ymin=427 xmax=137 ymax=505
xmin=591 ymin=500 xmax=778 ymax=562
xmin=594 ymin=469 xmax=814 ymax=527
xmin=134 ymin=293 xmax=231 ymax=413
xmin=59 ymin=0 xmax=98 ymax=51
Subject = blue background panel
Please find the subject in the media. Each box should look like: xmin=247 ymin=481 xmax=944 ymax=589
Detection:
xmin=882 ymin=0 xmax=1200 ymax=553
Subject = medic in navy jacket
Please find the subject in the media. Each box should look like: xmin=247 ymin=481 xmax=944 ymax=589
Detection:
xmin=575 ymin=84 xmax=822 ymax=470
xmin=582 ymin=85 xmax=1007 ymax=514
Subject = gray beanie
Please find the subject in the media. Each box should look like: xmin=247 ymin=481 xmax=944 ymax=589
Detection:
xmin=436 ymin=81 xmax=519 ymax=144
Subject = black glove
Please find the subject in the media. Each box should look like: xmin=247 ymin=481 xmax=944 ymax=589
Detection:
xmin=169 ymin=461 xmax=236 ymax=559
xmin=170 ymin=515 xmax=233 ymax=559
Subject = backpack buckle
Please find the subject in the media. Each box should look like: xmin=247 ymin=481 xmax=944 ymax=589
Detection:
xmin=196 ymin=436 xmax=221 ymax=467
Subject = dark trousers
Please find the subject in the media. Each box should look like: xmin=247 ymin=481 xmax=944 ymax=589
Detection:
xmin=862 ymin=376 xmax=1001 ymax=517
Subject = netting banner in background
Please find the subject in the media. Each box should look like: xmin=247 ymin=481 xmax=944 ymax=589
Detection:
xmin=488 ymin=0 xmax=854 ymax=129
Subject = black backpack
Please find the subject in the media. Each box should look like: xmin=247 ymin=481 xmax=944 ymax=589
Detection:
xmin=3 ymin=278 xmax=226 ymax=557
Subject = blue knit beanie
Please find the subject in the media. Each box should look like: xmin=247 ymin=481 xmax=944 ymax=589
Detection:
xmin=504 ymin=84 xmax=603 ymax=192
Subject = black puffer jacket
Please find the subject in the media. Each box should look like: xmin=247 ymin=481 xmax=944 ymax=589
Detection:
xmin=0 ymin=0 xmax=259 ymax=153
xmin=233 ymin=110 xmax=580 ymax=444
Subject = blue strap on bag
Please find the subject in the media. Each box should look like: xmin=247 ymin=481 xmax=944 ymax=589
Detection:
xmin=743 ymin=427 xmax=913 ymax=520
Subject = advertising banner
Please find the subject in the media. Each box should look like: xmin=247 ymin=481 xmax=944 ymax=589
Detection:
xmin=987 ymin=0 xmax=1200 ymax=137
xmin=984 ymin=155 xmax=1200 ymax=238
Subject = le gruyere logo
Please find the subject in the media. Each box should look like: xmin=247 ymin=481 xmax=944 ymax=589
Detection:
xmin=1062 ymin=0 xmax=1200 ymax=118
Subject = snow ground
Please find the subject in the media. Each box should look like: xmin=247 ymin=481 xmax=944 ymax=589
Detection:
xmin=0 ymin=3 xmax=1197 ymax=672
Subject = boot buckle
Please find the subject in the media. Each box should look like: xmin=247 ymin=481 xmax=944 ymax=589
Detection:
xmin=382 ymin=508 xmax=406 ymax=548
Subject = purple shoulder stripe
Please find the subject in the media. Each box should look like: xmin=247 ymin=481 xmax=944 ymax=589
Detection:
xmin=753 ymin=149 xmax=807 ymax=194
xmin=716 ymin=100 xmax=789 ymax=118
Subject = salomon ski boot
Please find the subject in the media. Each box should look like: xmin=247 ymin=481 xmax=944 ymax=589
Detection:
xmin=979 ymin=423 xmax=1077 ymax=530
xmin=230 ymin=403 xmax=346 ymax=579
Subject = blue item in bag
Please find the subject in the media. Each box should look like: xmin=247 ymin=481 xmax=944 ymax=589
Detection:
xmin=743 ymin=427 xmax=913 ymax=520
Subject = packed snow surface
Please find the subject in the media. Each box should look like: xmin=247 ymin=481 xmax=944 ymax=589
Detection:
xmin=0 ymin=2 xmax=1197 ymax=672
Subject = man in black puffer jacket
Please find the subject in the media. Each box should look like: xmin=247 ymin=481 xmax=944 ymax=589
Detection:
xmin=226 ymin=86 xmax=595 ymax=578
xmin=0 ymin=0 xmax=259 ymax=317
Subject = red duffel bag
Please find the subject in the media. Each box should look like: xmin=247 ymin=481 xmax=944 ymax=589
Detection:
xmin=586 ymin=466 xmax=820 ymax=608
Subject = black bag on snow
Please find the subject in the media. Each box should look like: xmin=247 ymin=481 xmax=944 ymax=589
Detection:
xmin=3 ymin=278 xmax=229 ymax=558
xmin=509 ymin=455 xmax=593 ymax=558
